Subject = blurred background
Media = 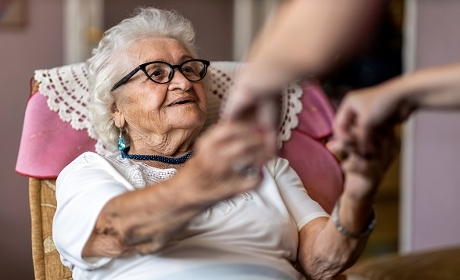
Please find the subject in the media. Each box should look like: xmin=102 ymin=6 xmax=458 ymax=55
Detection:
xmin=2 ymin=0 xmax=460 ymax=278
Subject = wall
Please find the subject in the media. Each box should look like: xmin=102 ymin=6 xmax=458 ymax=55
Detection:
xmin=401 ymin=0 xmax=460 ymax=252
xmin=103 ymin=0 xmax=234 ymax=61
xmin=0 ymin=0 xmax=63 ymax=278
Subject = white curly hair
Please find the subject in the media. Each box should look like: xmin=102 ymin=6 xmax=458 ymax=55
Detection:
xmin=87 ymin=7 xmax=198 ymax=152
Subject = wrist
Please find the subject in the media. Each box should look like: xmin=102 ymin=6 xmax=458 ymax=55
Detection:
xmin=333 ymin=195 xmax=376 ymax=238
xmin=387 ymin=73 xmax=423 ymax=112
xmin=341 ymin=186 xmax=375 ymax=210
xmin=342 ymin=172 xmax=377 ymax=205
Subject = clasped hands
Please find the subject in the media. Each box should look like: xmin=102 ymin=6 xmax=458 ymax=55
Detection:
xmin=222 ymin=87 xmax=400 ymax=204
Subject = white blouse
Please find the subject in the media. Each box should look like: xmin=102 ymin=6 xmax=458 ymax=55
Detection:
xmin=53 ymin=152 xmax=329 ymax=280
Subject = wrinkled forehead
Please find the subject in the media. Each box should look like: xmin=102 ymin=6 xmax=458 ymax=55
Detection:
xmin=124 ymin=36 xmax=195 ymax=66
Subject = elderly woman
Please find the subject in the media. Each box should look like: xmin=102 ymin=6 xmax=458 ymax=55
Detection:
xmin=53 ymin=7 xmax=395 ymax=280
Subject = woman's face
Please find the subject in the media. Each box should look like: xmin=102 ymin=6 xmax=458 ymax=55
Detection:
xmin=112 ymin=37 xmax=208 ymax=154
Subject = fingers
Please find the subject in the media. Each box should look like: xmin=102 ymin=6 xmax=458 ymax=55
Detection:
xmin=190 ymin=121 xmax=270 ymax=196
xmin=221 ymin=87 xmax=258 ymax=121
xmin=340 ymin=127 xmax=400 ymax=202
xmin=334 ymin=85 xmax=406 ymax=158
xmin=333 ymin=98 xmax=357 ymax=146
xmin=196 ymin=121 xmax=267 ymax=156
xmin=135 ymin=242 xmax=162 ymax=256
xmin=258 ymin=96 xmax=281 ymax=155
xmin=199 ymin=122 xmax=270 ymax=169
xmin=326 ymin=139 xmax=348 ymax=162
xmin=335 ymin=87 xmax=394 ymax=156
xmin=222 ymin=87 xmax=281 ymax=156
xmin=341 ymin=153 xmax=372 ymax=175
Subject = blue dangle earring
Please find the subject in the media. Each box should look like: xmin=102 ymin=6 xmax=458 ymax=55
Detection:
xmin=118 ymin=128 xmax=126 ymax=154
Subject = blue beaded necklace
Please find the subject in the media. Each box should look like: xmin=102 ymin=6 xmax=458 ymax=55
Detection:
xmin=121 ymin=147 xmax=192 ymax=164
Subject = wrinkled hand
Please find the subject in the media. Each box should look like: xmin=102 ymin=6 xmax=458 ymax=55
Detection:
xmin=186 ymin=121 xmax=272 ymax=203
xmin=334 ymin=86 xmax=412 ymax=157
xmin=329 ymin=126 xmax=399 ymax=202
xmin=222 ymin=85 xmax=282 ymax=158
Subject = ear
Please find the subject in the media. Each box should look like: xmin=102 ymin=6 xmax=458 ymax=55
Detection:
xmin=110 ymin=102 xmax=125 ymax=128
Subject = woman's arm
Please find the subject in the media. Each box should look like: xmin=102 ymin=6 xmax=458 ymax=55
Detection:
xmin=298 ymin=195 xmax=373 ymax=279
xmin=235 ymin=0 xmax=383 ymax=94
xmin=298 ymin=127 xmax=398 ymax=279
xmin=82 ymin=172 xmax=218 ymax=258
xmin=334 ymin=62 xmax=460 ymax=156
xmin=82 ymin=122 xmax=269 ymax=258
xmin=223 ymin=0 xmax=383 ymax=146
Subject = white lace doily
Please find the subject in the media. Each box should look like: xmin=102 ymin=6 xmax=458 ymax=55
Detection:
xmin=34 ymin=61 xmax=303 ymax=155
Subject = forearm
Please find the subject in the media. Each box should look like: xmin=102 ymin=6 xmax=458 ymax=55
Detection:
xmin=238 ymin=0 xmax=383 ymax=93
xmin=299 ymin=194 xmax=372 ymax=279
xmin=386 ymin=63 xmax=460 ymax=111
xmin=83 ymin=167 xmax=216 ymax=258
xmin=299 ymin=164 xmax=378 ymax=279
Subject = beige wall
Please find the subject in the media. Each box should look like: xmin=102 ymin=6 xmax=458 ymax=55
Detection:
xmin=103 ymin=0 xmax=234 ymax=61
xmin=0 ymin=0 xmax=63 ymax=278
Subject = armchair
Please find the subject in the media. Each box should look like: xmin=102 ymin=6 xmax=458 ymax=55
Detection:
xmin=16 ymin=61 xmax=343 ymax=279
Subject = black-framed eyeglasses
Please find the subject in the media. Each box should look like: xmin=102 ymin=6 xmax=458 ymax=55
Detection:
xmin=111 ymin=59 xmax=210 ymax=91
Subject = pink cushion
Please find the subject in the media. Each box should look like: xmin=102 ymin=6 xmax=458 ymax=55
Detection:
xmin=294 ymin=80 xmax=336 ymax=139
xmin=279 ymin=80 xmax=343 ymax=213
xmin=15 ymin=91 xmax=96 ymax=179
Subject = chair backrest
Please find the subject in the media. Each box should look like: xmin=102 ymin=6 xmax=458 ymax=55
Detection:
xmin=16 ymin=61 xmax=343 ymax=280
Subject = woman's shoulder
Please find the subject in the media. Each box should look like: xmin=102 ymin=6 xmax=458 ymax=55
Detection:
xmin=60 ymin=151 xmax=115 ymax=174
xmin=72 ymin=151 xmax=107 ymax=164
xmin=57 ymin=151 xmax=136 ymax=191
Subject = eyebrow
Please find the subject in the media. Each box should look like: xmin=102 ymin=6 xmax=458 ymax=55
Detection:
xmin=140 ymin=55 xmax=194 ymax=65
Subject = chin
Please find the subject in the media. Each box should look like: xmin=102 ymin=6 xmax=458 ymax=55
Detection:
xmin=166 ymin=103 xmax=206 ymax=127
xmin=177 ymin=113 xmax=206 ymax=129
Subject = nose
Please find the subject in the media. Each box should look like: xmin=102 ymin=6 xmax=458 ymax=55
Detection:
xmin=168 ymin=68 xmax=192 ymax=91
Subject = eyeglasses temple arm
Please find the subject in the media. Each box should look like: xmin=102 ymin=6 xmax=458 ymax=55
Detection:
xmin=111 ymin=66 xmax=141 ymax=92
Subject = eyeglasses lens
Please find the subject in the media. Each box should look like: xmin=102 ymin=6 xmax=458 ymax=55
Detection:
xmin=145 ymin=60 xmax=206 ymax=83
xmin=145 ymin=63 xmax=171 ymax=83
xmin=180 ymin=61 xmax=206 ymax=81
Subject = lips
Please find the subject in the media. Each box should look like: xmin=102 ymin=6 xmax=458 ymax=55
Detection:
xmin=168 ymin=97 xmax=195 ymax=106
